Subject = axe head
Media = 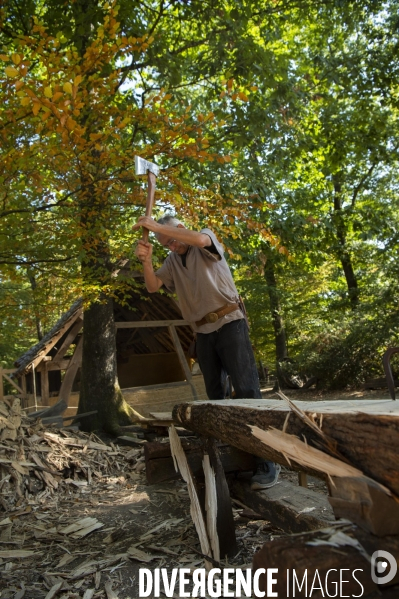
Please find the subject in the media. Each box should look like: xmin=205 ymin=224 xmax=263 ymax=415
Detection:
xmin=135 ymin=155 xmax=159 ymax=177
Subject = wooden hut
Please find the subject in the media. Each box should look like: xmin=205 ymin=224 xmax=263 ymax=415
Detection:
xmin=8 ymin=279 xmax=205 ymax=417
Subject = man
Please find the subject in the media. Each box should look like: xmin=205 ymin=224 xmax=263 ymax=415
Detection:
xmin=134 ymin=214 xmax=280 ymax=489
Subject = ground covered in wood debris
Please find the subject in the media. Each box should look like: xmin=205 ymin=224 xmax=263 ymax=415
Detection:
xmin=0 ymin=398 xmax=287 ymax=599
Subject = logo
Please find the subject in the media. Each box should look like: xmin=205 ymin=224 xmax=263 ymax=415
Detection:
xmin=371 ymin=550 xmax=397 ymax=584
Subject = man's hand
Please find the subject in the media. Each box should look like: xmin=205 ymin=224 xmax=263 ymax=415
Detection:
xmin=135 ymin=240 xmax=153 ymax=264
xmin=132 ymin=216 xmax=160 ymax=233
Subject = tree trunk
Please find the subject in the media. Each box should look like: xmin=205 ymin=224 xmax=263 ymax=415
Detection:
xmin=173 ymin=398 xmax=399 ymax=496
xmin=333 ymin=178 xmax=359 ymax=308
xmin=78 ymin=297 xmax=141 ymax=434
xmin=253 ymin=524 xmax=399 ymax=597
xmin=264 ymin=259 xmax=288 ymax=387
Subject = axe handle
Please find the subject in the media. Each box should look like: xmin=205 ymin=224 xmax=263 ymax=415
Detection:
xmin=142 ymin=171 xmax=157 ymax=243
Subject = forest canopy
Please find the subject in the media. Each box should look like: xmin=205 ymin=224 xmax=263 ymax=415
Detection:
xmin=1 ymin=0 xmax=399 ymax=391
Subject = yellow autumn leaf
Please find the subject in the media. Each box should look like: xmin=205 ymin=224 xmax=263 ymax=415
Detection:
xmin=32 ymin=102 xmax=41 ymax=115
xmin=20 ymin=97 xmax=30 ymax=106
xmin=52 ymin=92 xmax=63 ymax=102
xmin=74 ymin=74 xmax=82 ymax=86
xmin=5 ymin=66 xmax=19 ymax=78
xmin=11 ymin=53 xmax=21 ymax=65
xmin=0 ymin=54 xmax=8 ymax=61
xmin=238 ymin=92 xmax=249 ymax=102
xmin=63 ymin=81 xmax=73 ymax=94
xmin=224 ymin=155 xmax=232 ymax=163
xmin=15 ymin=80 xmax=24 ymax=91
xmin=44 ymin=86 xmax=52 ymax=98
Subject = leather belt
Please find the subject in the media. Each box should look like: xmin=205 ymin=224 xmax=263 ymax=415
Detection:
xmin=195 ymin=303 xmax=240 ymax=327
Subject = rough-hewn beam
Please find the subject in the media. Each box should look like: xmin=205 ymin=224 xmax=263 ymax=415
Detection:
xmin=173 ymin=398 xmax=399 ymax=496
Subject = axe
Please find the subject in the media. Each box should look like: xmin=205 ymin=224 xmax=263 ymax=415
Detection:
xmin=135 ymin=156 xmax=160 ymax=243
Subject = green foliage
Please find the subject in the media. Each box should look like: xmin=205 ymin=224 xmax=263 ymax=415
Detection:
xmin=1 ymin=0 xmax=399 ymax=391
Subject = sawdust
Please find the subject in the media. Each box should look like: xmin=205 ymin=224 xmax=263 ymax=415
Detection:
xmin=0 ymin=398 xmax=285 ymax=599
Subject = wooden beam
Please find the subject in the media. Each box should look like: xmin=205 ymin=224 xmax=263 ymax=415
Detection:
xmin=173 ymin=398 xmax=399 ymax=497
xmin=230 ymin=479 xmax=335 ymax=533
xmin=52 ymin=317 xmax=83 ymax=362
xmin=29 ymin=335 xmax=83 ymax=420
xmin=169 ymin=325 xmax=198 ymax=401
xmin=27 ymin=308 xmax=83 ymax=373
xmin=38 ymin=359 xmax=70 ymax=372
xmin=40 ymin=362 xmax=50 ymax=406
xmin=115 ymin=319 xmax=190 ymax=328
xmin=2 ymin=373 xmax=24 ymax=394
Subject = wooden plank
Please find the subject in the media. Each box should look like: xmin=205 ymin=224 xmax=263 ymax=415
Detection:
xmin=40 ymin=362 xmax=50 ymax=406
xmin=230 ymin=478 xmax=336 ymax=533
xmin=168 ymin=425 xmax=213 ymax=568
xmin=52 ymin=318 xmax=83 ymax=362
xmin=205 ymin=438 xmax=237 ymax=558
xmin=115 ymin=319 xmax=190 ymax=328
xmin=169 ymin=325 xmax=198 ymax=401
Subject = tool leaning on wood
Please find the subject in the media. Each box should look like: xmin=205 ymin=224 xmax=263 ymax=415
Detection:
xmin=133 ymin=205 xmax=280 ymax=490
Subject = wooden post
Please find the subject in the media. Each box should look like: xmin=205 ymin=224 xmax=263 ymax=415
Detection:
xmin=298 ymin=471 xmax=308 ymax=488
xmin=40 ymin=362 xmax=50 ymax=406
xmin=168 ymin=325 xmax=198 ymax=401
xmin=21 ymin=375 xmax=27 ymax=408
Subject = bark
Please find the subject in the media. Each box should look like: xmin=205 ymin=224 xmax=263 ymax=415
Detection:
xmin=173 ymin=399 xmax=399 ymax=496
xmin=253 ymin=524 xmax=399 ymax=597
xmin=333 ymin=178 xmax=359 ymax=308
xmin=78 ymin=296 xmax=141 ymax=434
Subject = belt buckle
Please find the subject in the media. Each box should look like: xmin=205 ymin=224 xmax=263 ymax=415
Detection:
xmin=205 ymin=312 xmax=219 ymax=324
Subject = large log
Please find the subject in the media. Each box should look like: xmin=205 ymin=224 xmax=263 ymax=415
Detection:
xmin=173 ymin=398 xmax=399 ymax=496
xmin=253 ymin=523 xmax=399 ymax=597
xmin=229 ymin=478 xmax=336 ymax=533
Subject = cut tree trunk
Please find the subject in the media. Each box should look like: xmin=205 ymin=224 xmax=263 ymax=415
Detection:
xmin=253 ymin=523 xmax=399 ymax=597
xmin=173 ymin=398 xmax=399 ymax=496
xmin=78 ymin=297 xmax=141 ymax=434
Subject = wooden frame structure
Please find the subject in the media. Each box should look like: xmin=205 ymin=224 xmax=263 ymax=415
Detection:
xmin=10 ymin=282 xmax=199 ymax=415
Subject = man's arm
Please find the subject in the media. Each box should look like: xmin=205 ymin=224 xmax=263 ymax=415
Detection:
xmin=132 ymin=216 xmax=212 ymax=248
xmin=135 ymin=240 xmax=163 ymax=293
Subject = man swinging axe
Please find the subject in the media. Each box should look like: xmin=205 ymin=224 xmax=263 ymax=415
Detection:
xmin=133 ymin=160 xmax=279 ymax=489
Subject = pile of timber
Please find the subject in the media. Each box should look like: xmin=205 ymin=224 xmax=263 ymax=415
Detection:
xmin=173 ymin=395 xmax=399 ymax=595
xmin=173 ymin=396 xmax=399 ymax=533
xmin=0 ymin=398 xmax=141 ymax=511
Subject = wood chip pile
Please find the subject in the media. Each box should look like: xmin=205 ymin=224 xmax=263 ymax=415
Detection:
xmin=0 ymin=398 xmax=140 ymax=512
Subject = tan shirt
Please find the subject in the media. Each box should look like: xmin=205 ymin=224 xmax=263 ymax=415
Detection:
xmin=155 ymin=228 xmax=243 ymax=333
